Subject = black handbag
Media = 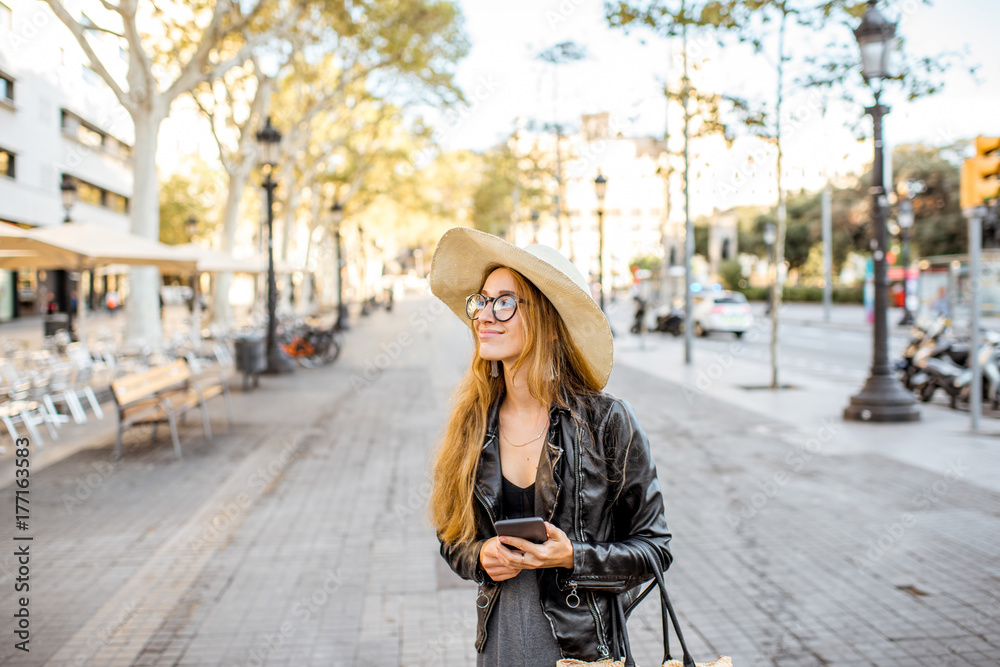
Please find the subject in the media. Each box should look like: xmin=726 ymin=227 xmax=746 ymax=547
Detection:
xmin=557 ymin=540 xmax=732 ymax=667
xmin=614 ymin=539 xmax=732 ymax=667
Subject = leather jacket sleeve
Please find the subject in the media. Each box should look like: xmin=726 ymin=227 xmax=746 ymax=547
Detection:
xmin=568 ymin=397 xmax=672 ymax=590
xmin=440 ymin=536 xmax=490 ymax=583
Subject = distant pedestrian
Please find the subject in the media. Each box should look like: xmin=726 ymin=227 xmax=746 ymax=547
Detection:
xmin=428 ymin=228 xmax=673 ymax=664
xmin=106 ymin=291 xmax=119 ymax=315
xmin=46 ymin=293 xmax=58 ymax=314
xmin=68 ymin=290 xmax=78 ymax=333
xmin=931 ymin=287 xmax=949 ymax=318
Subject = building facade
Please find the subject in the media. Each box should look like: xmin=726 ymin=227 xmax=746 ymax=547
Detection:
xmin=510 ymin=113 xmax=678 ymax=301
xmin=0 ymin=0 xmax=133 ymax=321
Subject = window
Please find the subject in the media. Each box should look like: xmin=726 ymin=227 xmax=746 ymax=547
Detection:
xmin=105 ymin=191 xmax=128 ymax=214
xmin=0 ymin=2 xmax=11 ymax=31
xmin=69 ymin=176 xmax=129 ymax=214
xmin=77 ymin=180 xmax=102 ymax=207
xmin=0 ymin=74 xmax=12 ymax=103
xmin=78 ymin=123 xmax=104 ymax=149
xmin=60 ymin=109 xmax=76 ymax=133
xmin=0 ymin=148 xmax=13 ymax=178
xmin=60 ymin=109 xmax=131 ymax=159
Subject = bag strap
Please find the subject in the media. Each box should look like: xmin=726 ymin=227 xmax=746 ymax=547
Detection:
xmin=617 ymin=539 xmax=696 ymax=667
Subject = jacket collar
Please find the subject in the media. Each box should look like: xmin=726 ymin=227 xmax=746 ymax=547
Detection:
xmin=477 ymin=391 xmax=567 ymax=523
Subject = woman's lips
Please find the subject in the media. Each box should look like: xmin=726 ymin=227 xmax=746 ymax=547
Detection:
xmin=478 ymin=329 xmax=502 ymax=339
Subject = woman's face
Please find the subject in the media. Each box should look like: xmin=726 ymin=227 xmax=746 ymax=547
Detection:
xmin=475 ymin=268 xmax=526 ymax=365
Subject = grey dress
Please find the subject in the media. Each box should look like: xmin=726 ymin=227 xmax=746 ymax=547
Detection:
xmin=477 ymin=477 xmax=564 ymax=667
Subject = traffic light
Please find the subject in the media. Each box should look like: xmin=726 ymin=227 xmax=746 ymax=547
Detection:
xmin=961 ymin=136 xmax=1000 ymax=210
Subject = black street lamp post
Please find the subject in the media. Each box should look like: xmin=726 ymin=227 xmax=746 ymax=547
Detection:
xmin=897 ymin=198 xmax=914 ymax=326
xmin=58 ymin=174 xmax=78 ymax=330
xmin=844 ymin=1 xmax=918 ymax=422
xmin=330 ymin=200 xmax=348 ymax=330
xmin=594 ymin=171 xmax=607 ymax=311
xmin=256 ymin=116 xmax=295 ymax=374
xmin=60 ymin=174 xmax=77 ymax=223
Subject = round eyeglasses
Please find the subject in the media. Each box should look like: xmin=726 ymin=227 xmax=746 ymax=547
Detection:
xmin=465 ymin=294 xmax=525 ymax=322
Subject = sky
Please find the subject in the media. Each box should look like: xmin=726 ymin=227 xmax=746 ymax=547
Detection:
xmin=439 ymin=0 xmax=1000 ymax=156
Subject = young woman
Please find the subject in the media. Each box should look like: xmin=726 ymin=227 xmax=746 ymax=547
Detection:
xmin=428 ymin=228 xmax=673 ymax=664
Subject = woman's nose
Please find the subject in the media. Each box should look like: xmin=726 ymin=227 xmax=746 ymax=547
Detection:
xmin=478 ymin=302 xmax=497 ymax=324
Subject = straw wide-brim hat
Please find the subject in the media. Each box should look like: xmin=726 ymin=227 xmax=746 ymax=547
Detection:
xmin=429 ymin=227 xmax=613 ymax=389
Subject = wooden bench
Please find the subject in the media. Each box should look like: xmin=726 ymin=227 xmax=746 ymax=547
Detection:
xmin=111 ymin=359 xmax=234 ymax=460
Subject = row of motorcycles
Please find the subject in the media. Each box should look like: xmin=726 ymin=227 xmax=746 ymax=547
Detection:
xmin=897 ymin=316 xmax=1000 ymax=410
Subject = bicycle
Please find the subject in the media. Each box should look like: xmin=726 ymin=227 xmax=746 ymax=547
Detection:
xmin=278 ymin=317 xmax=343 ymax=368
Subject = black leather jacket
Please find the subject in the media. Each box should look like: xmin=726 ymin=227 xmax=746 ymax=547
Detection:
xmin=440 ymin=390 xmax=673 ymax=660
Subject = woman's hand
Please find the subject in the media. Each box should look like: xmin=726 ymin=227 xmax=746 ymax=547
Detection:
xmin=480 ymin=523 xmax=575 ymax=581
xmin=479 ymin=537 xmax=522 ymax=582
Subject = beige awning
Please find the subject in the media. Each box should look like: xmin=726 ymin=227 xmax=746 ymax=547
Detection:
xmin=240 ymin=252 xmax=308 ymax=275
xmin=0 ymin=222 xmax=197 ymax=273
xmin=0 ymin=223 xmax=36 ymax=251
xmin=172 ymin=243 xmax=263 ymax=274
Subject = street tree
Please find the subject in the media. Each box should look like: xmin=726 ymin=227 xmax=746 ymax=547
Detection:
xmin=470 ymin=135 xmax=553 ymax=241
xmin=158 ymin=157 xmax=224 ymax=246
xmin=44 ymin=0 xmax=306 ymax=344
xmin=536 ymin=41 xmax=587 ymax=257
xmin=189 ymin=0 xmax=466 ymax=328
xmin=893 ymin=142 xmax=967 ymax=258
xmin=607 ymin=0 xmax=767 ymax=365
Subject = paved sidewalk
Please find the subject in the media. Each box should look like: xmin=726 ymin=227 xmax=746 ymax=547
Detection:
xmin=0 ymin=296 xmax=997 ymax=666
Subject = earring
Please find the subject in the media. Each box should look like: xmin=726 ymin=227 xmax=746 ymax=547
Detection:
xmin=490 ymin=360 xmax=499 ymax=378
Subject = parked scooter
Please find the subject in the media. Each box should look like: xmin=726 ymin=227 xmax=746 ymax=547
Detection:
xmin=897 ymin=316 xmax=958 ymax=390
xmin=916 ymin=330 xmax=1000 ymax=409
xmin=896 ymin=318 xmax=939 ymax=389
xmin=653 ymin=305 xmax=684 ymax=336
xmin=907 ymin=319 xmax=968 ymax=395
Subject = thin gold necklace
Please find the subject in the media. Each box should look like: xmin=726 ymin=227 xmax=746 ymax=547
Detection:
xmin=499 ymin=413 xmax=549 ymax=448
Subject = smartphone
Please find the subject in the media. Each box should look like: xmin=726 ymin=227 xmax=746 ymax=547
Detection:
xmin=494 ymin=517 xmax=548 ymax=544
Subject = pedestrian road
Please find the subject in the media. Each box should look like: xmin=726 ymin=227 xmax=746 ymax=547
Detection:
xmin=0 ymin=296 xmax=996 ymax=666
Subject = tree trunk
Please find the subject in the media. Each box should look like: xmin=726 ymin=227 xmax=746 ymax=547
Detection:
xmin=125 ymin=108 xmax=166 ymax=346
xmin=770 ymin=8 xmax=788 ymax=390
xmin=209 ymin=75 xmax=272 ymax=333
xmin=278 ymin=163 xmax=297 ymax=314
xmin=682 ymin=15 xmax=694 ymax=366
xmin=211 ymin=166 xmax=250 ymax=331
xmin=302 ymin=182 xmax=322 ymax=314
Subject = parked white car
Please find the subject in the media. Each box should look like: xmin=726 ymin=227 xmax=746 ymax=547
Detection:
xmin=692 ymin=290 xmax=753 ymax=337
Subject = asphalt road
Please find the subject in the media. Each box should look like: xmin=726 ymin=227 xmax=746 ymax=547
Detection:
xmin=683 ymin=321 xmax=908 ymax=386
xmin=615 ymin=302 xmax=909 ymax=388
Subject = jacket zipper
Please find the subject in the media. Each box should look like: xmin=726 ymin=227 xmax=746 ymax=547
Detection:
xmin=571 ymin=419 xmax=609 ymax=658
xmin=567 ymin=579 xmax=627 ymax=589
xmin=473 ymin=483 xmax=505 ymax=652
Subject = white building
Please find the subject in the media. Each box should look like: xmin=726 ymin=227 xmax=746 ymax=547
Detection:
xmin=0 ymin=0 xmax=133 ymax=320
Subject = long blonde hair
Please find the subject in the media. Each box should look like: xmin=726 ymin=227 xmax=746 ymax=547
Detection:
xmin=430 ymin=265 xmax=603 ymax=546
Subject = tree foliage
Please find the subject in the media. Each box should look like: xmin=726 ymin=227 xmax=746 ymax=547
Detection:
xmin=158 ymin=158 xmax=224 ymax=246
xmin=894 ymin=142 xmax=967 ymax=257
xmin=471 ymin=136 xmax=555 ymax=238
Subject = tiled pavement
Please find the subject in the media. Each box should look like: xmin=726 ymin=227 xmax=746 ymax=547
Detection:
xmin=0 ymin=296 xmax=998 ymax=666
